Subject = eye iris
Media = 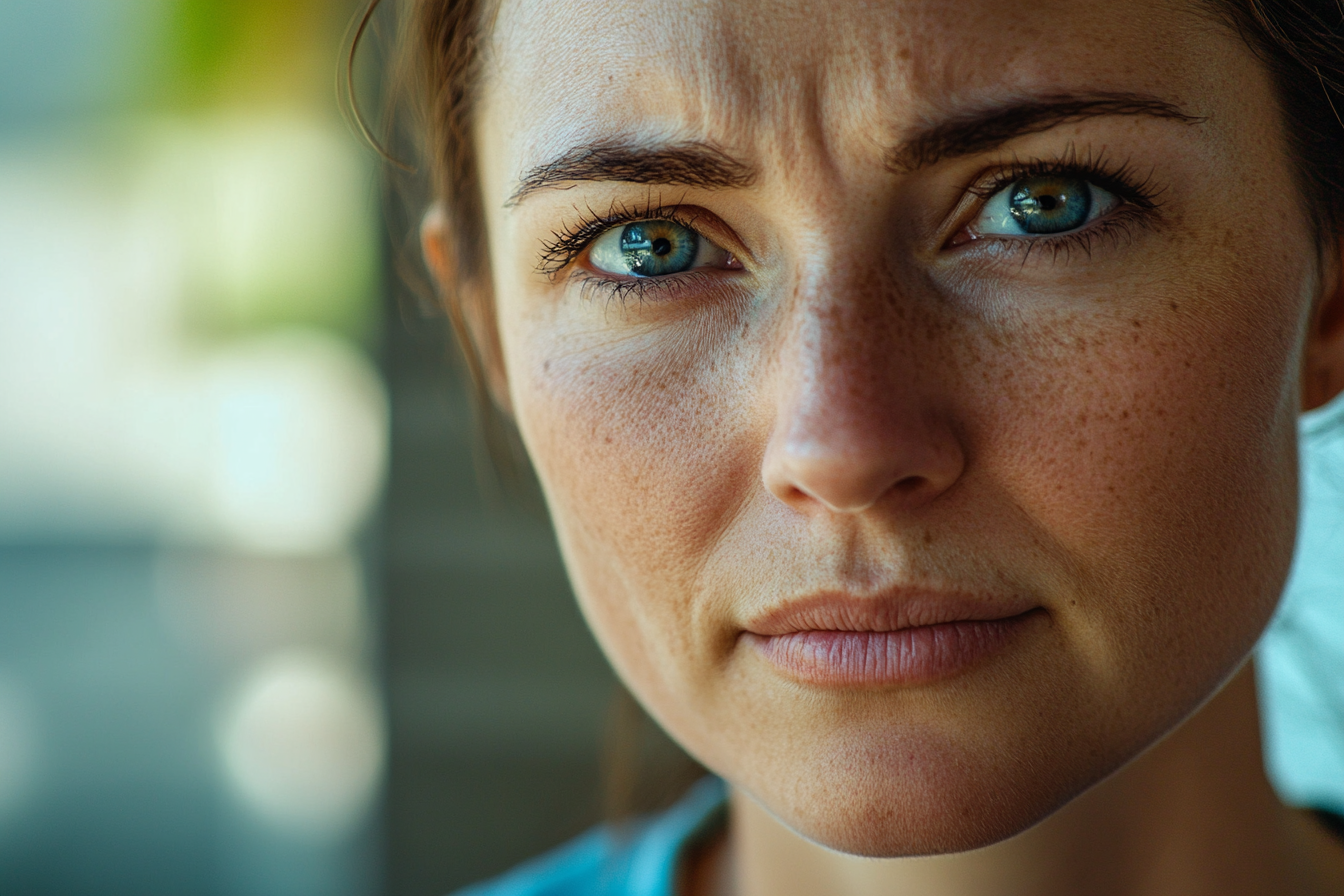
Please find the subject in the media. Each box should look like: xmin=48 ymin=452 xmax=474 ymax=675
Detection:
xmin=619 ymin=221 xmax=697 ymax=275
xmin=1008 ymin=176 xmax=1091 ymax=234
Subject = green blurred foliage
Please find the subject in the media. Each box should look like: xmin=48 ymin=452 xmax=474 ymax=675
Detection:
xmin=164 ymin=0 xmax=356 ymax=109
xmin=140 ymin=0 xmax=379 ymax=344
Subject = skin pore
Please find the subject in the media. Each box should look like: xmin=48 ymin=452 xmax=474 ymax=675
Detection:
xmin=425 ymin=0 xmax=1344 ymax=893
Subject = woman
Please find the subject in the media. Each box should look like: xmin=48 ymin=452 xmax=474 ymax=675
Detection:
xmin=385 ymin=0 xmax=1344 ymax=892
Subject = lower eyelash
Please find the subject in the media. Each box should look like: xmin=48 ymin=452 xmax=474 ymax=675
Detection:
xmin=570 ymin=269 xmax=714 ymax=307
xmin=993 ymin=206 xmax=1158 ymax=267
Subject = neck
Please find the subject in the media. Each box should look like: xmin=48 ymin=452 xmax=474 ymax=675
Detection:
xmin=703 ymin=664 xmax=1344 ymax=896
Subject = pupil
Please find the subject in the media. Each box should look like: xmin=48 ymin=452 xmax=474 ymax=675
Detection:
xmin=1008 ymin=176 xmax=1091 ymax=234
xmin=618 ymin=221 xmax=698 ymax=276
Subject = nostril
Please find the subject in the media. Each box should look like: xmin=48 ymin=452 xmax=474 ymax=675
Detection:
xmin=892 ymin=475 xmax=927 ymax=495
xmin=760 ymin=369 xmax=968 ymax=516
xmin=761 ymin=428 xmax=965 ymax=515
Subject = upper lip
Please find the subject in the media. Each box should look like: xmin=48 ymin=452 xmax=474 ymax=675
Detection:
xmin=743 ymin=589 xmax=1040 ymax=636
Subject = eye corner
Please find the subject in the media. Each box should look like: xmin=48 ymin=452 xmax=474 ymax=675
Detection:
xmin=944 ymin=228 xmax=979 ymax=250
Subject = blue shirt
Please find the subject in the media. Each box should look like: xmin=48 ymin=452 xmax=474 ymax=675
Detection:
xmin=1258 ymin=389 xmax=1344 ymax=816
xmin=453 ymin=777 xmax=726 ymax=896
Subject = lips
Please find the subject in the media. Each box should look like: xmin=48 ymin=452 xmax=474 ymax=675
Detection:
xmin=742 ymin=591 xmax=1042 ymax=687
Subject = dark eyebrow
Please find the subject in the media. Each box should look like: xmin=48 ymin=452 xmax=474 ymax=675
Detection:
xmin=507 ymin=139 xmax=755 ymax=206
xmin=886 ymin=93 xmax=1203 ymax=172
xmin=508 ymin=94 xmax=1197 ymax=204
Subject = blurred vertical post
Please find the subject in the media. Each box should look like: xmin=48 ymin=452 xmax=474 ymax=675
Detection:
xmin=0 ymin=1 xmax=387 ymax=894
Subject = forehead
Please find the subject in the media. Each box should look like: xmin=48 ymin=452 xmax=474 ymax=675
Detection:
xmin=482 ymin=0 xmax=1213 ymax=179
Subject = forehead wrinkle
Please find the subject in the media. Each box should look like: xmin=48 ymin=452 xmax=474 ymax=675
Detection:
xmin=484 ymin=0 xmax=763 ymax=193
xmin=487 ymin=0 xmax=925 ymax=192
xmin=694 ymin=1 xmax=914 ymax=174
xmin=484 ymin=0 xmax=1225 ymax=206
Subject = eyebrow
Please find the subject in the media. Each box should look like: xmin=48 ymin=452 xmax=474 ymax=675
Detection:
xmin=507 ymin=139 xmax=755 ymax=206
xmin=886 ymin=92 xmax=1202 ymax=171
xmin=507 ymin=92 xmax=1200 ymax=205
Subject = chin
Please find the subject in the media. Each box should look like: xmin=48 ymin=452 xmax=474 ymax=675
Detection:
xmin=736 ymin=727 xmax=1096 ymax=858
xmin=778 ymin=790 xmax=1063 ymax=859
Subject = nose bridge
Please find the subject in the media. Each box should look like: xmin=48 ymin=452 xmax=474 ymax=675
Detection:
xmin=761 ymin=248 xmax=964 ymax=515
xmin=784 ymin=259 xmax=909 ymax=438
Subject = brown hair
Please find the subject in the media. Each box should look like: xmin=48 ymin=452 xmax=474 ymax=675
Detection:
xmin=1215 ymin=1 xmax=1344 ymax=236
xmin=361 ymin=0 xmax=521 ymax=481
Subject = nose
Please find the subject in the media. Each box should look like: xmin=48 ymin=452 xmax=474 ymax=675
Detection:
xmin=761 ymin=291 xmax=966 ymax=515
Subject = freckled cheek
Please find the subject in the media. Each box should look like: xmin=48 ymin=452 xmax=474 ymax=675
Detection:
xmin=978 ymin=311 xmax=1298 ymax=648
xmin=510 ymin=339 xmax=758 ymax=662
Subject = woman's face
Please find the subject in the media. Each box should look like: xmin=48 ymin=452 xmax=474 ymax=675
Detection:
xmin=468 ymin=0 xmax=1325 ymax=855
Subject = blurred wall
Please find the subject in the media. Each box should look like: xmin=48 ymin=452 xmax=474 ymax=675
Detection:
xmin=378 ymin=302 xmax=619 ymax=895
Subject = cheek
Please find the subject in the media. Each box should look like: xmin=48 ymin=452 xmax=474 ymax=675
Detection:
xmin=971 ymin=260 xmax=1304 ymax=690
xmin=506 ymin=308 xmax=763 ymax=709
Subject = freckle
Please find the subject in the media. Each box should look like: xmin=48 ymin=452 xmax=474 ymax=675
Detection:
xmin=1169 ymin=302 xmax=1180 ymax=312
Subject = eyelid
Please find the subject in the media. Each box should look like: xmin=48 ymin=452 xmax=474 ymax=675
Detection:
xmin=937 ymin=150 xmax=1162 ymax=251
xmin=537 ymin=202 xmax=749 ymax=278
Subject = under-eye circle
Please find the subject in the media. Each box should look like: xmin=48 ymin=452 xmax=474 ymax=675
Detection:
xmin=974 ymin=175 xmax=1120 ymax=237
xmin=589 ymin=219 xmax=730 ymax=277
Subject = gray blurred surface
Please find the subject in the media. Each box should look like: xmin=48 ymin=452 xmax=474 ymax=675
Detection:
xmin=0 ymin=544 xmax=378 ymax=896
xmin=0 ymin=544 xmax=217 ymax=896
xmin=378 ymin=299 xmax=618 ymax=895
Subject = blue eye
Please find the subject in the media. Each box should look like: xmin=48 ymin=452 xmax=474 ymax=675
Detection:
xmin=589 ymin=220 xmax=730 ymax=277
xmin=974 ymin=175 xmax=1119 ymax=237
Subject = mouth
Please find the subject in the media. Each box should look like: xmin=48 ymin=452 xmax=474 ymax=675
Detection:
xmin=741 ymin=590 xmax=1044 ymax=687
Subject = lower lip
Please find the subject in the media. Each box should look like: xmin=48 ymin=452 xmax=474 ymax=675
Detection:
xmin=745 ymin=613 xmax=1039 ymax=687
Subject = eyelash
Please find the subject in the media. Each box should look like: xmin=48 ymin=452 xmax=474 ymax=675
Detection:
xmin=959 ymin=148 xmax=1164 ymax=263
xmin=567 ymin=269 xmax=718 ymax=306
xmin=536 ymin=149 xmax=1164 ymax=291
xmin=536 ymin=199 xmax=707 ymax=277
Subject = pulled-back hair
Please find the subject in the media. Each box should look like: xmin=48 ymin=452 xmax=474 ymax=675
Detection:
xmin=1216 ymin=1 xmax=1344 ymax=236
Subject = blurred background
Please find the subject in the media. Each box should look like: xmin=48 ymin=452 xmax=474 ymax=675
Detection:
xmin=0 ymin=0 xmax=633 ymax=893
xmin=0 ymin=1 xmax=1338 ymax=895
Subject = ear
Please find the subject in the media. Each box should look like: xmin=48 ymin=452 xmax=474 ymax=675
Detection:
xmin=1302 ymin=233 xmax=1344 ymax=412
xmin=421 ymin=203 xmax=513 ymax=415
